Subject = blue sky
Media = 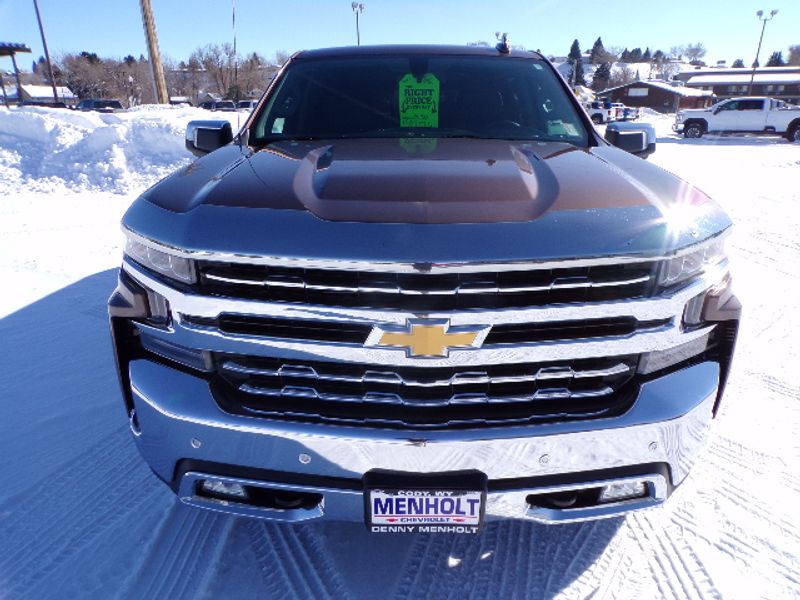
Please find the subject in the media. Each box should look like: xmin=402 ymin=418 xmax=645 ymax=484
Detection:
xmin=1 ymin=0 xmax=796 ymax=72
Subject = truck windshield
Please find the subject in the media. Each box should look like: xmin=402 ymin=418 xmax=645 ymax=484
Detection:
xmin=251 ymin=54 xmax=588 ymax=146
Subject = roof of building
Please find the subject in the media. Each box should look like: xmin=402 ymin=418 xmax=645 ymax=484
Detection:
xmin=601 ymin=79 xmax=713 ymax=97
xmin=687 ymin=73 xmax=800 ymax=86
xmin=23 ymin=84 xmax=76 ymax=99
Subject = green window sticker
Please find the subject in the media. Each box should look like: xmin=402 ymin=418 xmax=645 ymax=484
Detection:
xmin=399 ymin=73 xmax=440 ymax=128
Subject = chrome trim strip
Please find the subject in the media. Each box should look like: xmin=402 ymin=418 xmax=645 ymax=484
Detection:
xmin=122 ymin=225 xmax=730 ymax=274
xmin=221 ymin=360 xmax=631 ymax=387
xmin=203 ymin=272 xmax=651 ymax=295
xmin=237 ymin=381 xmax=615 ymax=409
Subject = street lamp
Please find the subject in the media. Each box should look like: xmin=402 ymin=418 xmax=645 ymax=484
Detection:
xmin=351 ymin=3 xmax=365 ymax=46
xmin=748 ymin=9 xmax=778 ymax=95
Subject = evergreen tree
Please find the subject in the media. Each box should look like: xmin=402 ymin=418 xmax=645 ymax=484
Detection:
xmin=591 ymin=62 xmax=611 ymax=91
xmin=568 ymin=39 xmax=582 ymax=61
xmin=731 ymin=58 xmax=745 ymax=68
xmin=766 ymin=51 xmax=785 ymax=66
xmin=653 ymin=49 xmax=665 ymax=63
xmin=568 ymin=39 xmax=586 ymax=86
xmin=620 ymin=48 xmax=630 ymax=62
xmin=590 ymin=37 xmax=605 ymax=64
xmin=642 ymin=48 xmax=651 ymax=62
xmin=629 ymin=47 xmax=643 ymax=62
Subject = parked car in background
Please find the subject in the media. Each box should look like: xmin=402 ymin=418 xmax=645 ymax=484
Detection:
xmin=75 ymin=99 xmax=124 ymax=113
xmin=674 ymin=97 xmax=800 ymax=141
xmin=610 ymin=102 xmax=639 ymax=121
xmin=199 ymin=100 xmax=237 ymax=112
xmin=584 ymin=100 xmax=616 ymax=124
xmin=237 ymin=100 xmax=258 ymax=111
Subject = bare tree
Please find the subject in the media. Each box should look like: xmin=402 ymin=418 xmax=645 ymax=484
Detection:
xmin=190 ymin=43 xmax=237 ymax=98
xmin=788 ymin=45 xmax=800 ymax=66
xmin=607 ymin=65 xmax=636 ymax=88
xmin=684 ymin=42 xmax=707 ymax=63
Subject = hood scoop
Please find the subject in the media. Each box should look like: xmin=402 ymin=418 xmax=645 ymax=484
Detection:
xmin=291 ymin=139 xmax=560 ymax=224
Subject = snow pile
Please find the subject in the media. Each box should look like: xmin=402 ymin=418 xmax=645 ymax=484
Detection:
xmin=0 ymin=106 xmax=242 ymax=195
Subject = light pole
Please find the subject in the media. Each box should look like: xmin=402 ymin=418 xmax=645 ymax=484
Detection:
xmin=351 ymin=3 xmax=365 ymax=46
xmin=748 ymin=9 xmax=778 ymax=95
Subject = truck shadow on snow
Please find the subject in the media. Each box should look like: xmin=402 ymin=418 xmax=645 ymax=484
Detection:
xmin=0 ymin=270 xmax=623 ymax=600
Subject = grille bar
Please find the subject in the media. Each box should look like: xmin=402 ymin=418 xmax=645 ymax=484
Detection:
xmin=204 ymin=272 xmax=651 ymax=295
xmin=222 ymin=360 xmax=632 ymax=388
xmin=238 ymin=382 xmax=616 ymax=407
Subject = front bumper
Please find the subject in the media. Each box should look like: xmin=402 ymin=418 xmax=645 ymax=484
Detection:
xmin=128 ymin=358 xmax=720 ymax=524
xmin=672 ymin=123 xmax=685 ymax=133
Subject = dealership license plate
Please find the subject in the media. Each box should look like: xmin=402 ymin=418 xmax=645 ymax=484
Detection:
xmin=367 ymin=488 xmax=484 ymax=534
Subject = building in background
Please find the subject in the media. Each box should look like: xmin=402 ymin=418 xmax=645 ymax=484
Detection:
xmin=601 ymin=80 xmax=714 ymax=113
xmin=677 ymin=67 xmax=800 ymax=104
xmin=5 ymin=84 xmax=76 ymax=106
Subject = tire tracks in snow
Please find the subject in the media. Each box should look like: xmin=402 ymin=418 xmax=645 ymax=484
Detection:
xmin=246 ymin=521 xmax=346 ymax=599
xmin=116 ymin=505 xmax=234 ymax=600
xmin=0 ymin=427 xmax=161 ymax=599
xmin=630 ymin=511 xmax=719 ymax=600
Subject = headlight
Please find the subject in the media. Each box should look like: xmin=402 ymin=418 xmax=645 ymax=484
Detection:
xmin=657 ymin=237 xmax=727 ymax=290
xmin=124 ymin=234 xmax=197 ymax=284
xmin=675 ymin=113 xmax=684 ymax=123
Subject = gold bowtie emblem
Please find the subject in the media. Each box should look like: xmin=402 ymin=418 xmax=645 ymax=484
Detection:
xmin=367 ymin=320 xmax=489 ymax=358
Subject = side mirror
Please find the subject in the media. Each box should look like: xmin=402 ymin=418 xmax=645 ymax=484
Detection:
xmin=604 ymin=122 xmax=656 ymax=159
xmin=185 ymin=120 xmax=233 ymax=157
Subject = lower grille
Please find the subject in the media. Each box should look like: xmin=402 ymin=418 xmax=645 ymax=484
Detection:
xmin=211 ymin=354 xmax=639 ymax=429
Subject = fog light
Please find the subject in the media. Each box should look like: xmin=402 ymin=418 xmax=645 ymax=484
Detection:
xmin=200 ymin=480 xmax=248 ymax=500
xmin=598 ymin=481 xmax=647 ymax=503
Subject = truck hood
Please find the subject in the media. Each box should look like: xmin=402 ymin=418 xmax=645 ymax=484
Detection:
xmin=127 ymin=138 xmax=731 ymax=263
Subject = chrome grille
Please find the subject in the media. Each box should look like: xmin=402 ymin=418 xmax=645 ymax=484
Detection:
xmin=212 ymin=355 xmax=639 ymax=429
xmin=197 ymin=261 xmax=657 ymax=310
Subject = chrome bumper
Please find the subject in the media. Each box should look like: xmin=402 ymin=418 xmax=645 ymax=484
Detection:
xmin=129 ymin=359 xmax=719 ymax=524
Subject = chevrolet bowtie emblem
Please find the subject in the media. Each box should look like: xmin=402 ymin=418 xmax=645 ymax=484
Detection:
xmin=366 ymin=319 xmax=490 ymax=358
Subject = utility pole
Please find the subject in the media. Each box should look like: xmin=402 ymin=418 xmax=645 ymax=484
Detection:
xmin=351 ymin=3 xmax=365 ymax=46
xmin=139 ymin=0 xmax=169 ymax=104
xmin=32 ymin=0 xmax=59 ymax=104
xmin=748 ymin=9 xmax=778 ymax=95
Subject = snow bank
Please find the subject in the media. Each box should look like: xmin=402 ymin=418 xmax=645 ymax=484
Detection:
xmin=0 ymin=106 xmax=242 ymax=195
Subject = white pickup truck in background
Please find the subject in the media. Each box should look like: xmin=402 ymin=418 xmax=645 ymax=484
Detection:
xmin=584 ymin=100 xmax=617 ymax=124
xmin=674 ymin=97 xmax=800 ymax=142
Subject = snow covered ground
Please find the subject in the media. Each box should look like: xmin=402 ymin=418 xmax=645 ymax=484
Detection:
xmin=1 ymin=105 xmax=798 ymax=599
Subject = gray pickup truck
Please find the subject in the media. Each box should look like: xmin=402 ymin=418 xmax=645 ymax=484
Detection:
xmin=109 ymin=44 xmax=740 ymax=532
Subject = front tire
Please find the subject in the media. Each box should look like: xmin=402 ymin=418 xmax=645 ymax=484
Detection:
xmin=787 ymin=124 xmax=800 ymax=143
xmin=591 ymin=114 xmax=603 ymax=125
xmin=684 ymin=122 xmax=704 ymax=139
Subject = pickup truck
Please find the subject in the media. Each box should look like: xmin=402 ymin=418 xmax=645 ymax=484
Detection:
xmin=584 ymin=100 xmax=617 ymax=124
xmin=109 ymin=45 xmax=740 ymax=531
xmin=674 ymin=96 xmax=800 ymax=141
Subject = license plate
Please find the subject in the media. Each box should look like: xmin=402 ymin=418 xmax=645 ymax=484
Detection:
xmin=367 ymin=488 xmax=484 ymax=533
